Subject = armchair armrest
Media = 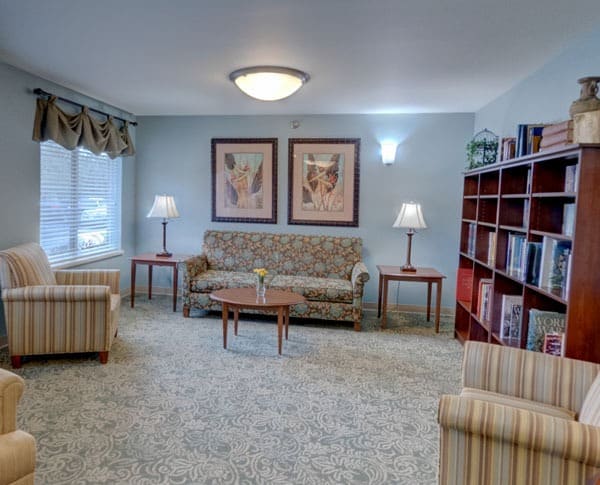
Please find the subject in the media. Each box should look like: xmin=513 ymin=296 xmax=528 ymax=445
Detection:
xmin=0 ymin=431 xmax=36 ymax=485
xmin=54 ymin=269 xmax=120 ymax=295
xmin=0 ymin=369 xmax=24 ymax=434
xmin=439 ymin=394 xmax=600 ymax=468
xmin=351 ymin=262 xmax=370 ymax=296
xmin=2 ymin=285 xmax=110 ymax=303
xmin=462 ymin=341 xmax=599 ymax=411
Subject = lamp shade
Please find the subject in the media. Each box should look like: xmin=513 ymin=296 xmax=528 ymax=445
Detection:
xmin=393 ymin=202 xmax=427 ymax=230
xmin=147 ymin=195 xmax=180 ymax=219
xmin=229 ymin=66 xmax=310 ymax=101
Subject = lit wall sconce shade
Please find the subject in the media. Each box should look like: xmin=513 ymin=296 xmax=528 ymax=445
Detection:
xmin=147 ymin=195 xmax=180 ymax=257
xmin=393 ymin=202 xmax=427 ymax=272
xmin=381 ymin=142 xmax=398 ymax=165
xmin=229 ymin=66 xmax=310 ymax=101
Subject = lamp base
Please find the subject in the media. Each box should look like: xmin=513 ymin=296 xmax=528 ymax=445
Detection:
xmin=401 ymin=264 xmax=417 ymax=272
xmin=155 ymin=251 xmax=173 ymax=258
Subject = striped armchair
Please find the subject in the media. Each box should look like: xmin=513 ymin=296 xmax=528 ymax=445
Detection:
xmin=0 ymin=368 xmax=35 ymax=485
xmin=0 ymin=243 xmax=120 ymax=368
xmin=438 ymin=341 xmax=600 ymax=485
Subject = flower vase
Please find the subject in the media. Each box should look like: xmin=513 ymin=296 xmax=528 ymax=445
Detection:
xmin=256 ymin=277 xmax=266 ymax=298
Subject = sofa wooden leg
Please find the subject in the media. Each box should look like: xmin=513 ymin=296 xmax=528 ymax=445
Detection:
xmin=10 ymin=356 xmax=22 ymax=369
xmin=183 ymin=305 xmax=190 ymax=318
xmin=354 ymin=321 xmax=361 ymax=332
xmin=99 ymin=351 xmax=109 ymax=364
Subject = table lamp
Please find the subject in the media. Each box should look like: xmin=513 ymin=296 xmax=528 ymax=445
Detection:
xmin=147 ymin=194 xmax=180 ymax=257
xmin=393 ymin=202 xmax=427 ymax=272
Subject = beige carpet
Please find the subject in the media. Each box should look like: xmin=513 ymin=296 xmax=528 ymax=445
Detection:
xmin=1 ymin=296 xmax=462 ymax=484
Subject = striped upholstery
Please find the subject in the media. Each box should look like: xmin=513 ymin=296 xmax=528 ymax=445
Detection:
xmin=580 ymin=374 xmax=600 ymax=426
xmin=462 ymin=341 xmax=600 ymax=413
xmin=0 ymin=369 xmax=36 ymax=485
xmin=438 ymin=342 xmax=600 ymax=485
xmin=460 ymin=388 xmax=577 ymax=420
xmin=0 ymin=243 xmax=120 ymax=366
xmin=0 ymin=243 xmax=55 ymax=288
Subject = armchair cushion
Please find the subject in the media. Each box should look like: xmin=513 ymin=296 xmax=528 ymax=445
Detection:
xmin=580 ymin=374 xmax=600 ymax=426
xmin=0 ymin=243 xmax=55 ymax=288
xmin=460 ymin=387 xmax=576 ymax=420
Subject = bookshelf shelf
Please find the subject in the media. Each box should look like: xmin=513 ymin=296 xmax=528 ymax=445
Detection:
xmin=455 ymin=144 xmax=600 ymax=363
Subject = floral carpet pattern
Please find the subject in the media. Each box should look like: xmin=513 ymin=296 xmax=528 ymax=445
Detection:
xmin=1 ymin=297 xmax=463 ymax=485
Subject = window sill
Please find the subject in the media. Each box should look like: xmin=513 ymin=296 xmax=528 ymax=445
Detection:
xmin=51 ymin=249 xmax=125 ymax=269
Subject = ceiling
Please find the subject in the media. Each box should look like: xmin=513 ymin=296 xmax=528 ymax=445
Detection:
xmin=1 ymin=0 xmax=600 ymax=116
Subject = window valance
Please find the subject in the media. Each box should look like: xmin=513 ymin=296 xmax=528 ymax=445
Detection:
xmin=32 ymin=96 xmax=135 ymax=159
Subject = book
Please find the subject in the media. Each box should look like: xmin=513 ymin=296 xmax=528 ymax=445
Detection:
xmin=542 ymin=120 xmax=573 ymax=137
xmin=516 ymin=124 xmax=528 ymax=157
xmin=522 ymin=199 xmax=530 ymax=227
xmin=540 ymin=130 xmax=573 ymax=148
xmin=524 ymin=242 xmax=543 ymax=286
xmin=549 ymin=240 xmax=571 ymax=293
xmin=562 ymin=203 xmax=575 ymax=236
xmin=487 ymin=231 xmax=497 ymax=267
xmin=527 ymin=125 xmax=545 ymax=154
xmin=564 ymin=165 xmax=578 ymax=192
xmin=499 ymin=137 xmax=516 ymax=161
xmin=477 ymin=278 xmax=493 ymax=322
xmin=526 ymin=309 xmax=566 ymax=352
xmin=525 ymin=167 xmax=532 ymax=193
xmin=455 ymin=267 xmax=473 ymax=302
xmin=500 ymin=294 xmax=523 ymax=341
xmin=543 ymin=332 xmax=565 ymax=356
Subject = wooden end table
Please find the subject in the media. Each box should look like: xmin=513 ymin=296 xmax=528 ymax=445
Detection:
xmin=130 ymin=254 xmax=190 ymax=312
xmin=209 ymin=288 xmax=305 ymax=355
xmin=377 ymin=265 xmax=446 ymax=332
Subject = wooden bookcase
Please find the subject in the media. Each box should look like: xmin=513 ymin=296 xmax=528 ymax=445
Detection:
xmin=455 ymin=144 xmax=600 ymax=363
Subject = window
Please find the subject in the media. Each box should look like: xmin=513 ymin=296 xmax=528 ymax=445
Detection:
xmin=40 ymin=140 xmax=122 ymax=266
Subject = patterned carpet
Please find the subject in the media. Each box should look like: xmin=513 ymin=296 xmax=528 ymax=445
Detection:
xmin=1 ymin=296 xmax=463 ymax=485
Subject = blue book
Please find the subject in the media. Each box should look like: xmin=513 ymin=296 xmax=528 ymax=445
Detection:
xmin=516 ymin=124 xmax=529 ymax=157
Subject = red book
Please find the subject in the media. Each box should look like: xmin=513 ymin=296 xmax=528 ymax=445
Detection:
xmin=456 ymin=267 xmax=473 ymax=302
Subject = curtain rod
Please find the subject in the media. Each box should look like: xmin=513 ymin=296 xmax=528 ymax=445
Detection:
xmin=33 ymin=88 xmax=138 ymax=126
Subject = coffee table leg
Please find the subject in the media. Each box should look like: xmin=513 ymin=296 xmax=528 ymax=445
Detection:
xmin=234 ymin=307 xmax=239 ymax=336
xmin=222 ymin=303 xmax=229 ymax=349
xmin=277 ymin=306 xmax=283 ymax=355
xmin=285 ymin=306 xmax=290 ymax=340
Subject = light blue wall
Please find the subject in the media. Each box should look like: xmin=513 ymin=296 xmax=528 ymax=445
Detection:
xmin=0 ymin=61 xmax=137 ymax=335
xmin=475 ymin=27 xmax=600 ymax=135
xmin=135 ymin=113 xmax=474 ymax=307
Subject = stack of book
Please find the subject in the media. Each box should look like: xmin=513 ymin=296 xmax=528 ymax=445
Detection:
xmin=540 ymin=120 xmax=573 ymax=151
xmin=505 ymin=234 xmax=527 ymax=280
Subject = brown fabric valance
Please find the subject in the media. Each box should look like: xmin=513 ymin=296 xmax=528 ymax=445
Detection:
xmin=32 ymin=96 xmax=135 ymax=158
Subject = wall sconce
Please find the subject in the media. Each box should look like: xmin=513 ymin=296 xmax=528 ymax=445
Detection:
xmin=381 ymin=141 xmax=398 ymax=165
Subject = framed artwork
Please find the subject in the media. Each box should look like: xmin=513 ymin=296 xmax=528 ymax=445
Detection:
xmin=288 ymin=138 xmax=360 ymax=226
xmin=211 ymin=138 xmax=277 ymax=223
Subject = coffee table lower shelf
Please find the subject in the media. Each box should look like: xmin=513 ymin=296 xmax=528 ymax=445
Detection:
xmin=209 ymin=287 xmax=305 ymax=355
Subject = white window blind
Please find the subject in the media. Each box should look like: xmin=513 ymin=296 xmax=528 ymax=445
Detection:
xmin=40 ymin=140 xmax=122 ymax=266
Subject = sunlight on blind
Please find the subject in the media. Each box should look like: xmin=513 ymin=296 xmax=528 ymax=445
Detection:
xmin=40 ymin=140 xmax=122 ymax=265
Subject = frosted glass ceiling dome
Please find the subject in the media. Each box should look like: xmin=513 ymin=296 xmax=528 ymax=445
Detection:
xmin=229 ymin=66 xmax=310 ymax=101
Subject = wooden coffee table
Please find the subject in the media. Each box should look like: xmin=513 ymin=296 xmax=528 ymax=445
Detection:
xmin=209 ymin=288 xmax=305 ymax=355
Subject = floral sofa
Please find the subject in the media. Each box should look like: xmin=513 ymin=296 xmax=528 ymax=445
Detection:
xmin=183 ymin=230 xmax=370 ymax=330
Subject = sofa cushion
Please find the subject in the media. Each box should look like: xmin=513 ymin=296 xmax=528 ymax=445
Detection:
xmin=188 ymin=270 xmax=265 ymax=293
xmin=579 ymin=373 xmax=600 ymax=426
xmin=270 ymin=275 xmax=353 ymax=303
xmin=460 ymin=388 xmax=577 ymax=421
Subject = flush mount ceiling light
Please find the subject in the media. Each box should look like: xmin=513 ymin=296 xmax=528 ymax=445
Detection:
xmin=229 ymin=66 xmax=310 ymax=101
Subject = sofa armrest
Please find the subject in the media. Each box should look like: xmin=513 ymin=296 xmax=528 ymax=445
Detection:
xmin=439 ymin=394 xmax=600 ymax=468
xmin=462 ymin=341 xmax=599 ymax=411
xmin=54 ymin=269 xmax=120 ymax=294
xmin=184 ymin=254 xmax=208 ymax=279
xmin=0 ymin=430 xmax=36 ymax=485
xmin=0 ymin=369 xmax=24 ymax=434
xmin=2 ymin=285 xmax=110 ymax=302
xmin=351 ymin=262 xmax=370 ymax=296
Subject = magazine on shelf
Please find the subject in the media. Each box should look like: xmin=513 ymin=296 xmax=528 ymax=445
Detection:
xmin=538 ymin=236 xmax=571 ymax=293
xmin=526 ymin=309 xmax=566 ymax=352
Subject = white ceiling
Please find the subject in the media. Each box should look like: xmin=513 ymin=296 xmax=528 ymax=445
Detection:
xmin=1 ymin=0 xmax=600 ymax=116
